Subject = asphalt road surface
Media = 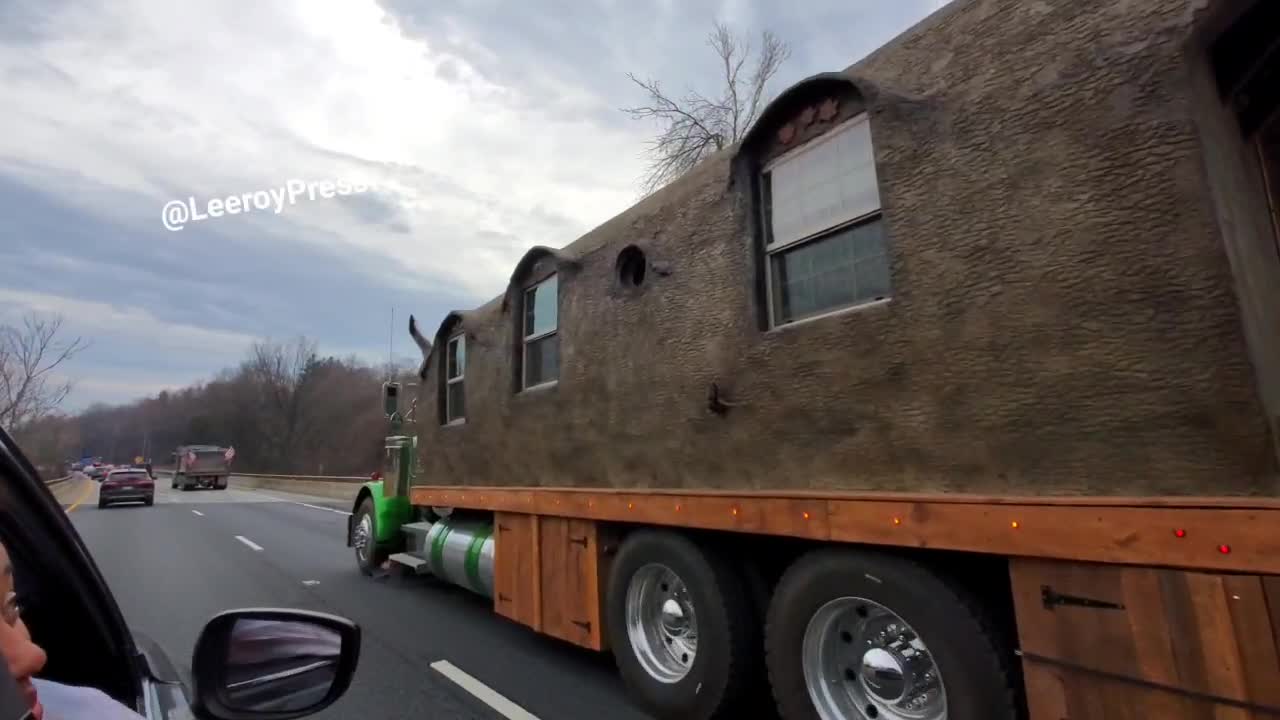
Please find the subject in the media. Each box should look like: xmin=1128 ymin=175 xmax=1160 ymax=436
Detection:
xmin=63 ymin=477 xmax=653 ymax=720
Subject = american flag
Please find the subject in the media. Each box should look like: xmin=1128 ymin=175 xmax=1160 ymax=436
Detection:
xmin=225 ymin=446 xmax=236 ymax=462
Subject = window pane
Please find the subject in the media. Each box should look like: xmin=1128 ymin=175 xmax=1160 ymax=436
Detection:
xmin=771 ymin=217 xmax=890 ymax=324
xmin=524 ymin=333 xmax=559 ymax=387
xmin=524 ymin=275 xmax=558 ymax=338
xmin=447 ymin=336 xmax=464 ymax=379
xmin=767 ymin=116 xmax=880 ymax=248
xmin=447 ymin=381 xmax=465 ymax=422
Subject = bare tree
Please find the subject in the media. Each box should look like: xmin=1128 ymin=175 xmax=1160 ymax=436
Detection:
xmin=0 ymin=313 xmax=88 ymax=429
xmin=622 ymin=23 xmax=791 ymax=194
xmin=246 ymin=336 xmax=320 ymax=472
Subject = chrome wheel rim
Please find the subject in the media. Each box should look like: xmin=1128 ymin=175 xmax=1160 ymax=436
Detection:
xmin=624 ymin=563 xmax=698 ymax=683
xmin=802 ymin=597 xmax=946 ymax=720
xmin=353 ymin=514 xmax=373 ymax=564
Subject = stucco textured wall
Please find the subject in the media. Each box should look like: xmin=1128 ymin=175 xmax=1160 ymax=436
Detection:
xmin=413 ymin=0 xmax=1278 ymax=497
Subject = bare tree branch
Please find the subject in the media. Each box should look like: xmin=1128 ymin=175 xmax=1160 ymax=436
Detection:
xmin=0 ymin=313 xmax=88 ymax=429
xmin=621 ymin=22 xmax=791 ymax=195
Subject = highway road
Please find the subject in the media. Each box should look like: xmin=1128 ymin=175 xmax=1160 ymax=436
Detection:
xmin=60 ymin=477 xmax=654 ymax=720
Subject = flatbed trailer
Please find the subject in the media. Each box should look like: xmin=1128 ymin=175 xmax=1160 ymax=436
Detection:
xmin=346 ymin=1 xmax=1280 ymax=718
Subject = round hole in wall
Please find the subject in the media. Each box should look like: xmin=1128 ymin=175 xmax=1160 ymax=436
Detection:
xmin=616 ymin=245 xmax=647 ymax=288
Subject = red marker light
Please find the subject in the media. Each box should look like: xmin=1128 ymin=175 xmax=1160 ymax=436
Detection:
xmin=1173 ymin=528 xmax=1186 ymax=538
xmin=1218 ymin=544 xmax=1231 ymax=555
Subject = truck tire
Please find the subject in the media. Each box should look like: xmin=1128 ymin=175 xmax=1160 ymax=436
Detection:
xmin=352 ymin=498 xmax=387 ymax=576
xmin=605 ymin=530 xmax=758 ymax=720
xmin=215 ymin=476 xmax=227 ymax=490
xmin=765 ymin=548 xmax=1017 ymax=720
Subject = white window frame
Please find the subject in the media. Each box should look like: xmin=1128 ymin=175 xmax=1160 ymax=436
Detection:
xmin=445 ymin=333 xmax=465 ymax=424
xmin=521 ymin=274 xmax=559 ymax=390
xmin=761 ymin=113 xmax=889 ymax=327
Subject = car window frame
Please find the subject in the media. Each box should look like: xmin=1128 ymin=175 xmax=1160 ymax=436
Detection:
xmin=0 ymin=426 xmax=147 ymax=709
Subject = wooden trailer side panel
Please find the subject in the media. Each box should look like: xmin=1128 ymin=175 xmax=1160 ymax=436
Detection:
xmin=494 ymin=512 xmax=540 ymax=630
xmin=1010 ymin=558 xmax=1280 ymax=718
xmin=494 ymin=512 xmax=612 ymax=651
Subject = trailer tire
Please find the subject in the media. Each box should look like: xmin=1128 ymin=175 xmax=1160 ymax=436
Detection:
xmin=606 ymin=530 xmax=757 ymax=720
xmin=765 ymin=548 xmax=1017 ymax=720
xmin=352 ymin=498 xmax=386 ymax=576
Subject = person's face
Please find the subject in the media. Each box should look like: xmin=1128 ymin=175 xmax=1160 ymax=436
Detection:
xmin=0 ymin=544 xmax=46 ymax=720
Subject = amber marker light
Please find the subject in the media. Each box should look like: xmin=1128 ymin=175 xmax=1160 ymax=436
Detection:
xmin=892 ymin=517 xmax=902 ymax=526
xmin=1010 ymin=520 xmax=1020 ymax=529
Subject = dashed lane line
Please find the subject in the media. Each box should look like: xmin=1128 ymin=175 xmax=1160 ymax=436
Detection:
xmin=191 ymin=510 xmax=204 ymax=516
xmin=234 ymin=535 xmax=264 ymax=552
xmin=430 ymin=660 xmax=541 ymax=720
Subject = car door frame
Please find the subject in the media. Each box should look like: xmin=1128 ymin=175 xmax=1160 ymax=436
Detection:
xmin=0 ymin=427 xmax=165 ymax=714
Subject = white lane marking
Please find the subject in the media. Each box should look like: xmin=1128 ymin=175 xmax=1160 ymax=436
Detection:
xmin=302 ymin=580 xmax=319 ymax=586
xmin=216 ymin=486 xmax=352 ymax=515
xmin=430 ymin=660 xmax=541 ymax=720
xmin=294 ymin=501 xmax=351 ymax=516
xmin=235 ymin=535 xmax=264 ymax=552
xmin=191 ymin=510 xmax=204 ymax=516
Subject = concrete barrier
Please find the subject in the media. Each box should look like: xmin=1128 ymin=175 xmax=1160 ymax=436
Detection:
xmin=228 ymin=475 xmax=362 ymax=503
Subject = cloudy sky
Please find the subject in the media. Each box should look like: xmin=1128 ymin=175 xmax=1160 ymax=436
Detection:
xmin=0 ymin=0 xmax=943 ymax=410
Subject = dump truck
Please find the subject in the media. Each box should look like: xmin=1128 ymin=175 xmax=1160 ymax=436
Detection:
xmin=345 ymin=1 xmax=1280 ymax=718
xmin=170 ymin=444 xmax=232 ymax=490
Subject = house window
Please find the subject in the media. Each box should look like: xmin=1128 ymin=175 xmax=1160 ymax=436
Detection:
xmin=522 ymin=274 xmax=559 ymax=388
xmin=762 ymin=113 xmax=889 ymax=326
xmin=445 ymin=334 xmax=465 ymax=423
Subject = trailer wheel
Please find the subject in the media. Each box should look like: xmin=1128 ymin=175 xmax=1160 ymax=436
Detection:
xmin=765 ymin=548 xmax=1017 ymax=720
xmin=606 ymin=530 xmax=757 ymax=720
xmin=352 ymin=498 xmax=386 ymax=576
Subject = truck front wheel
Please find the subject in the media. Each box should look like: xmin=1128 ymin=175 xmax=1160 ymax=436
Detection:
xmin=765 ymin=548 xmax=1017 ymax=720
xmin=605 ymin=530 xmax=758 ymax=720
xmin=352 ymin=498 xmax=387 ymax=576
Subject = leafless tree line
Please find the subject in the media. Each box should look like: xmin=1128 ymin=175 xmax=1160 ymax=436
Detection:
xmin=13 ymin=334 xmax=417 ymax=477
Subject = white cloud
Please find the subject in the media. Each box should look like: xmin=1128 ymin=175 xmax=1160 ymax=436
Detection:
xmin=0 ymin=0 xmax=651 ymax=299
xmin=0 ymin=287 xmax=255 ymax=357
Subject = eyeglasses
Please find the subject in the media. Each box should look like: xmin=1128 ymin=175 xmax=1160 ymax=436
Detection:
xmin=2 ymin=591 xmax=20 ymax=627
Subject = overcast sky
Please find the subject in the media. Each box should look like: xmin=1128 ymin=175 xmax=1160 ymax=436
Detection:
xmin=0 ymin=0 xmax=942 ymax=410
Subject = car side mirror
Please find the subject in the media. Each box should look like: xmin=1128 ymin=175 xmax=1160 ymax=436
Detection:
xmin=189 ymin=609 xmax=360 ymax=720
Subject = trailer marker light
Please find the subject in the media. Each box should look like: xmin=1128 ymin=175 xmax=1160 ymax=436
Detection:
xmin=1218 ymin=544 xmax=1231 ymax=555
xmin=1174 ymin=528 xmax=1186 ymax=538
xmin=675 ymin=504 xmax=682 ymax=512
xmin=1010 ymin=520 xmax=1020 ymax=529
xmin=731 ymin=507 xmax=739 ymax=516
xmin=628 ymin=502 xmax=634 ymax=510
xmin=892 ymin=517 xmax=901 ymax=525
xmin=803 ymin=511 xmax=811 ymax=521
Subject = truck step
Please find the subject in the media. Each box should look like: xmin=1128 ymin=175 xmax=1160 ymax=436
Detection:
xmin=388 ymin=552 xmax=431 ymax=574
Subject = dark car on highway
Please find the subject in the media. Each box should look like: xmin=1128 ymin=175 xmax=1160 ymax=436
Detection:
xmin=99 ymin=468 xmax=156 ymax=508
xmin=0 ymin=425 xmax=363 ymax=720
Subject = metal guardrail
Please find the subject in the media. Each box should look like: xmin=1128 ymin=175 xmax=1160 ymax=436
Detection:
xmin=45 ymin=474 xmax=73 ymax=486
xmin=152 ymin=468 xmax=366 ymax=484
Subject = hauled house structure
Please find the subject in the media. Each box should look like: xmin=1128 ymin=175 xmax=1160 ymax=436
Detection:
xmin=414 ymin=0 xmax=1280 ymax=500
